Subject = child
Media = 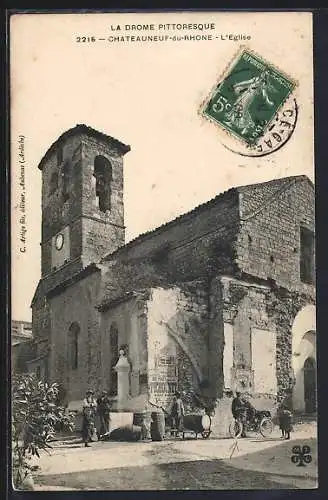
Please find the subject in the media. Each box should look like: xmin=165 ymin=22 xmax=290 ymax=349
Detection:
xmin=278 ymin=404 xmax=293 ymax=440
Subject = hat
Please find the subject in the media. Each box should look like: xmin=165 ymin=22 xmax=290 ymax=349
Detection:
xmin=174 ymin=391 xmax=181 ymax=398
xmin=102 ymin=390 xmax=108 ymax=395
xmin=86 ymin=389 xmax=94 ymax=395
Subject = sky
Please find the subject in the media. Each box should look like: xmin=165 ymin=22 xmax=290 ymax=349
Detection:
xmin=10 ymin=11 xmax=314 ymax=321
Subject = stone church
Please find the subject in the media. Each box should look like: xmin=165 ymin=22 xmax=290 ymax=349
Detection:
xmin=31 ymin=124 xmax=316 ymax=426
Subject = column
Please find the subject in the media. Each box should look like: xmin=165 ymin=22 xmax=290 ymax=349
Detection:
xmin=114 ymin=349 xmax=131 ymax=410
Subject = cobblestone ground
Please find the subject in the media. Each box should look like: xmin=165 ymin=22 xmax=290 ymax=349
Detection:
xmin=34 ymin=424 xmax=317 ymax=491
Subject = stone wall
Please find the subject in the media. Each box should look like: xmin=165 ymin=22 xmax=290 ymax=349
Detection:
xmin=236 ymin=176 xmax=315 ymax=296
xmin=48 ymin=271 xmax=102 ymax=402
xmin=31 ymin=292 xmax=51 ymax=345
xmin=146 ymin=285 xmax=209 ymax=413
xmin=103 ymin=188 xmax=240 ymax=283
xmin=266 ymin=289 xmax=315 ymax=407
xmin=99 ymin=292 xmax=149 ymax=410
xmin=41 ymin=134 xmax=83 ymax=244
xmin=40 ymin=130 xmax=127 ymax=292
xmin=99 ymin=190 xmax=240 ymax=310
xmin=210 ymin=275 xmax=315 ymax=436
xmin=210 ymin=277 xmax=275 ymax=436
xmin=12 ymin=341 xmax=35 ymax=374
xmin=208 ymin=276 xmax=225 ymax=401
xmin=81 ymin=217 xmax=124 ymax=268
xmin=81 ymin=134 xmax=125 ymax=227
xmin=31 ymin=261 xmax=94 ymax=350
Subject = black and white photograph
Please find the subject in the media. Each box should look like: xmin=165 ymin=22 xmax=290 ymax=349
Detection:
xmin=10 ymin=11 xmax=317 ymax=491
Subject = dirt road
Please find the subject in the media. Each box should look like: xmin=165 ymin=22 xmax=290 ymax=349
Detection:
xmin=34 ymin=424 xmax=317 ymax=490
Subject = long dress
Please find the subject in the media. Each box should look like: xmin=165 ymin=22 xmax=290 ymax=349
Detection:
xmin=82 ymin=398 xmax=97 ymax=443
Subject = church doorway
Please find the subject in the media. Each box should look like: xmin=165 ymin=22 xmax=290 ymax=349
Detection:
xmin=304 ymin=357 xmax=316 ymax=414
xmin=291 ymin=305 xmax=316 ymax=413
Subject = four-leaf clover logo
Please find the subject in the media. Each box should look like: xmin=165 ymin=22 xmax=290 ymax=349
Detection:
xmin=291 ymin=445 xmax=312 ymax=466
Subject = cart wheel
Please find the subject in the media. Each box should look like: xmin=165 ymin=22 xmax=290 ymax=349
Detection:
xmin=201 ymin=430 xmax=211 ymax=439
xmin=259 ymin=417 xmax=273 ymax=438
xmin=229 ymin=419 xmax=243 ymax=438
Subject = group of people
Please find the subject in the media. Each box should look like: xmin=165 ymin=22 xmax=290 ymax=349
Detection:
xmin=81 ymin=388 xmax=293 ymax=446
xmin=169 ymin=390 xmax=294 ymax=440
xmin=82 ymin=389 xmax=112 ymax=447
xmin=231 ymin=391 xmax=293 ymax=439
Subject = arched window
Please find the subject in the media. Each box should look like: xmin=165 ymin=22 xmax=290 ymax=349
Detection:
xmin=93 ymin=155 xmax=112 ymax=212
xmin=68 ymin=322 xmax=80 ymax=370
xmin=110 ymin=323 xmax=119 ymax=395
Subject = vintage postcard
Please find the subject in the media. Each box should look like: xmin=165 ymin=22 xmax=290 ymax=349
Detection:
xmin=10 ymin=11 xmax=317 ymax=491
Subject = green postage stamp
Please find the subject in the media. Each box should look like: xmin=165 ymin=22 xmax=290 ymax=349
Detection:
xmin=202 ymin=48 xmax=297 ymax=147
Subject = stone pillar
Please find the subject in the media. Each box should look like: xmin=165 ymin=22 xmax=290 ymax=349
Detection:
xmin=114 ymin=349 xmax=131 ymax=410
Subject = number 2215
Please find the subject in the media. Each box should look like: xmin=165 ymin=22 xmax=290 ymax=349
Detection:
xmin=76 ymin=36 xmax=96 ymax=43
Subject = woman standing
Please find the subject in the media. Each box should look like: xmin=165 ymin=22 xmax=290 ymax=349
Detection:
xmin=82 ymin=390 xmax=97 ymax=447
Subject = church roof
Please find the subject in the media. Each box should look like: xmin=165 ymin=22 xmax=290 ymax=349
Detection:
xmin=102 ymin=174 xmax=313 ymax=262
xmin=31 ymin=263 xmax=100 ymax=305
xmin=37 ymin=124 xmax=131 ymax=170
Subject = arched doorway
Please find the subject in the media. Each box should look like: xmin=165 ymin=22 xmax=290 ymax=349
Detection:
xmin=291 ymin=304 xmax=316 ymax=412
xmin=304 ymin=357 xmax=316 ymax=413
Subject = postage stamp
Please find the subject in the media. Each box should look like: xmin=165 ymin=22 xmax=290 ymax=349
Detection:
xmin=202 ymin=48 xmax=297 ymax=149
xmin=219 ymin=94 xmax=298 ymax=157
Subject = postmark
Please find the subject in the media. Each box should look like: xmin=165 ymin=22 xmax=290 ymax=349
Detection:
xmin=201 ymin=48 xmax=298 ymax=155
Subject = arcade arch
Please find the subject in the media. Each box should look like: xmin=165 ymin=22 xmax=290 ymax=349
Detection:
xmin=291 ymin=305 xmax=316 ymax=413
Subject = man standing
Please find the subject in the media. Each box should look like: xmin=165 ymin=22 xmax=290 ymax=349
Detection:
xmin=170 ymin=391 xmax=185 ymax=437
xmin=278 ymin=403 xmax=293 ymax=440
xmin=231 ymin=391 xmax=247 ymax=437
xmin=97 ymin=390 xmax=111 ymax=438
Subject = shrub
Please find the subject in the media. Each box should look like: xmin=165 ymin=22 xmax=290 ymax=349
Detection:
xmin=12 ymin=373 xmax=75 ymax=489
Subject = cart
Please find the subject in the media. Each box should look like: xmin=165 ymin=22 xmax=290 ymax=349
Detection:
xmin=180 ymin=414 xmax=212 ymax=440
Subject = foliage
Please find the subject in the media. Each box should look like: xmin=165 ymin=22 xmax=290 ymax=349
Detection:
xmin=12 ymin=373 xmax=75 ymax=489
xmin=265 ymin=286 xmax=314 ymax=333
xmin=183 ymin=388 xmax=217 ymax=416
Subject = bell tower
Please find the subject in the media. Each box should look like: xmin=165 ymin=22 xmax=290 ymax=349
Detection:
xmin=38 ymin=124 xmax=130 ymax=281
xmin=31 ymin=125 xmax=130 ymax=380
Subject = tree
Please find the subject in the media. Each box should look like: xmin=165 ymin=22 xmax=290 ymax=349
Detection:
xmin=12 ymin=373 xmax=75 ymax=489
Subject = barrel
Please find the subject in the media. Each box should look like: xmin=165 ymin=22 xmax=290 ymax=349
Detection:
xmin=133 ymin=411 xmax=152 ymax=440
xmin=150 ymin=410 xmax=166 ymax=441
xmin=183 ymin=414 xmax=211 ymax=433
xmin=109 ymin=425 xmax=142 ymax=442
